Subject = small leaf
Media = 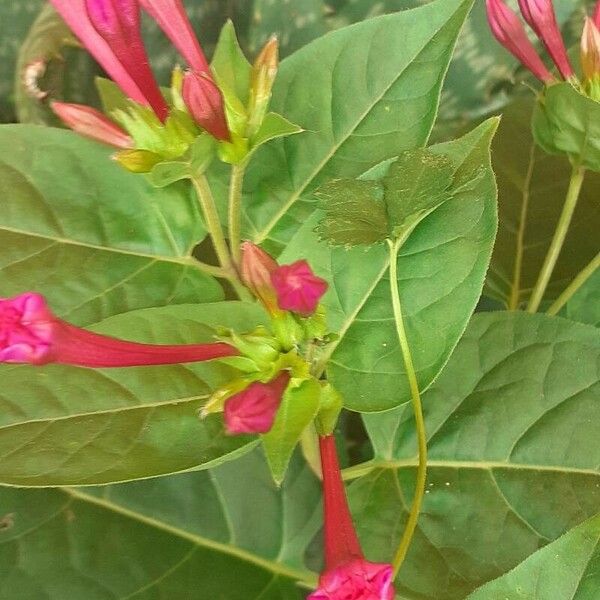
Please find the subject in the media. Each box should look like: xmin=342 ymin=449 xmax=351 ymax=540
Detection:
xmin=384 ymin=149 xmax=455 ymax=240
xmin=262 ymin=378 xmax=321 ymax=485
xmin=149 ymin=160 xmax=191 ymax=187
xmin=466 ymin=513 xmax=600 ymax=599
xmin=96 ymin=76 xmax=130 ymax=115
xmin=315 ymin=179 xmax=388 ymax=246
xmin=250 ymin=112 xmax=303 ymax=150
xmin=211 ymin=20 xmax=252 ymax=109
xmin=532 ymin=82 xmax=600 ymax=172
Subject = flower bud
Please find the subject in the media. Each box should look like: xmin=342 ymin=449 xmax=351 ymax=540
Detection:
xmin=271 ymin=260 xmax=328 ymax=317
xmin=247 ymin=36 xmax=279 ymax=137
xmin=223 ymin=371 xmax=290 ymax=435
xmin=114 ymin=149 xmax=162 ymax=173
xmin=51 ymin=102 xmax=133 ymax=148
xmin=240 ymin=242 xmax=280 ymax=314
xmin=183 ymin=71 xmax=231 ymax=141
xmin=582 ymin=17 xmax=600 ymax=81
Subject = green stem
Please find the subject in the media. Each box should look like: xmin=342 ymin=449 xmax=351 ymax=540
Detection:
xmin=527 ymin=165 xmax=586 ymax=313
xmin=228 ymin=162 xmax=247 ymax=267
xmin=547 ymin=251 xmax=600 ymax=316
xmin=191 ymin=173 xmax=250 ymax=301
xmin=387 ymin=240 xmax=427 ymax=578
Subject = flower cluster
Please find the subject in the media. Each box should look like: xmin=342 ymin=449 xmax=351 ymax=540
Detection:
xmin=486 ymin=0 xmax=600 ymax=91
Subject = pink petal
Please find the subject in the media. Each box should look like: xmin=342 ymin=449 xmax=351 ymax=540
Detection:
xmin=270 ymin=260 xmax=328 ymax=316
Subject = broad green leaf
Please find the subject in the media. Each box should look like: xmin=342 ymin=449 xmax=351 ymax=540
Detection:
xmin=248 ymin=0 xmax=328 ymax=58
xmin=0 ymin=302 xmax=269 ymax=486
xmin=486 ymin=99 xmax=600 ymax=307
xmin=262 ymin=378 xmax=321 ymax=484
xmin=315 ymin=179 xmax=388 ymax=246
xmin=355 ymin=311 xmax=600 ymax=599
xmin=239 ymin=0 xmax=475 ymax=251
xmin=0 ymin=125 xmax=222 ymax=326
xmin=0 ymin=450 xmax=320 ymax=598
xmin=282 ymin=119 xmax=498 ymax=412
xmin=533 ymin=83 xmax=600 ymax=172
xmin=564 ymin=268 xmax=600 ymax=327
xmin=467 ymin=513 xmax=600 ymax=599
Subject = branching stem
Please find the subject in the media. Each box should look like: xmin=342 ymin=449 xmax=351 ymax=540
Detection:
xmin=387 ymin=239 xmax=427 ymax=578
xmin=527 ymin=165 xmax=586 ymax=313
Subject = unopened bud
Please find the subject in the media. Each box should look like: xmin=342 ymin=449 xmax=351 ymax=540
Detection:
xmin=240 ymin=241 xmax=280 ymax=314
xmin=183 ymin=70 xmax=231 ymax=141
xmin=582 ymin=17 xmax=600 ymax=81
xmin=247 ymin=36 xmax=279 ymax=137
xmin=51 ymin=102 xmax=133 ymax=148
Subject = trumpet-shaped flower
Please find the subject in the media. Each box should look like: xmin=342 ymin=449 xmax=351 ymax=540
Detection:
xmin=516 ymin=0 xmax=574 ymax=79
xmin=485 ymin=0 xmax=554 ymax=83
xmin=51 ymin=102 xmax=133 ymax=148
xmin=271 ymin=260 xmax=328 ymax=316
xmin=308 ymin=435 xmax=395 ymax=600
xmin=223 ymin=371 xmax=290 ymax=435
xmin=0 ymin=292 xmax=237 ymax=367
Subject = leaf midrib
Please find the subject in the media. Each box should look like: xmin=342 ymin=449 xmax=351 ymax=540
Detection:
xmin=61 ymin=487 xmax=317 ymax=586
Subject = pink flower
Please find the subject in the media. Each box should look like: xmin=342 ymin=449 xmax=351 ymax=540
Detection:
xmin=485 ymin=0 xmax=554 ymax=83
xmin=182 ymin=71 xmax=231 ymax=141
xmin=240 ymin=242 xmax=280 ymax=314
xmin=308 ymin=435 xmax=395 ymax=600
xmin=138 ymin=0 xmax=211 ymax=74
xmin=517 ymin=0 xmax=574 ymax=79
xmin=271 ymin=260 xmax=328 ymax=316
xmin=223 ymin=371 xmax=290 ymax=435
xmin=0 ymin=292 xmax=238 ymax=367
xmin=51 ymin=102 xmax=133 ymax=148
xmin=595 ymin=0 xmax=600 ymax=29
xmin=309 ymin=561 xmax=395 ymax=600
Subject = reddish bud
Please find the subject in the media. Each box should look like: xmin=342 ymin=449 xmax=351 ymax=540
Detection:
xmin=582 ymin=17 xmax=600 ymax=80
xmin=486 ymin=0 xmax=555 ymax=83
xmin=182 ymin=71 xmax=230 ymax=141
xmin=138 ymin=0 xmax=211 ymax=74
xmin=223 ymin=371 xmax=290 ymax=435
xmin=0 ymin=292 xmax=237 ymax=367
xmin=517 ymin=0 xmax=574 ymax=79
xmin=51 ymin=102 xmax=133 ymax=148
xmin=271 ymin=260 xmax=328 ymax=317
xmin=247 ymin=36 xmax=279 ymax=136
xmin=240 ymin=242 xmax=280 ymax=313
xmin=84 ymin=0 xmax=169 ymax=120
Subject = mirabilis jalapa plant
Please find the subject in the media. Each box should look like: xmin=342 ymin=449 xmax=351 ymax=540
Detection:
xmin=2 ymin=0 xmax=600 ymax=597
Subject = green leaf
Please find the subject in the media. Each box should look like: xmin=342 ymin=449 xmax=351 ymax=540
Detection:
xmin=262 ymin=378 xmax=321 ymax=485
xmin=533 ymin=83 xmax=600 ymax=172
xmin=0 ymin=450 xmax=320 ymax=597
xmin=355 ymin=311 xmax=600 ymax=599
xmin=466 ymin=513 xmax=600 ymax=599
xmin=282 ymin=119 xmax=498 ymax=412
xmin=95 ymin=76 xmax=131 ymax=115
xmin=248 ymin=0 xmax=328 ymax=58
xmin=212 ymin=20 xmax=253 ymax=108
xmin=564 ymin=268 xmax=600 ymax=327
xmin=0 ymin=125 xmax=222 ymax=326
xmin=315 ymin=179 xmax=388 ymax=246
xmin=251 ymin=112 xmax=303 ymax=150
xmin=486 ymin=98 xmax=600 ymax=307
xmin=238 ymin=0 xmax=476 ymax=251
xmin=0 ymin=302 xmax=269 ymax=486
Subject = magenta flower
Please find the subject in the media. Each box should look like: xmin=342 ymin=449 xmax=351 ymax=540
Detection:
xmin=223 ymin=371 xmax=290 ymax=435
xmin=0 ymin=292 xmax=237 ymax=367
xmin=517 ymin=0 xmax=574 ymax=79
xmin=308 ymin=435 xmax=395 ymax=600
xmin=271 ymin=260 xmax=328 ymax=316
xmin=240 ymin=242 xmax=280 ymax=314
xmin=51 ymin=102 xmax=133 ymax=148
xmin=485 ymin=0 xmax=554 ymax=83
xmin=182 ymin=71 xmax=231 ymax=141
xmin=138 ymin=0 xmax=210 ymax=74
xmin=595 ymin=0 xmax=600 ymax=28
